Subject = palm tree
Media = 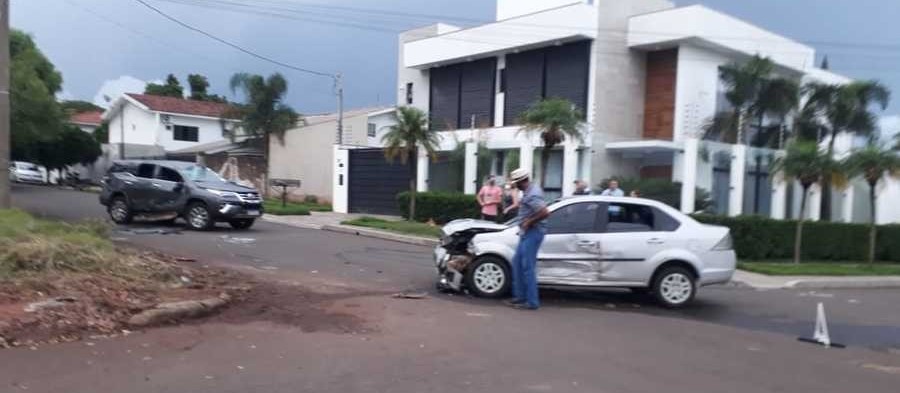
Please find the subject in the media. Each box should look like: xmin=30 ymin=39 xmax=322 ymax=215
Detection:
xmin=519 ymin=98 xmax=584 ymax=187
xmin=803 ymin=80 xmax=891 ymax=220
xmin=842 ymin=144 xmax=900 ymax=263
xmin=710 ymin=56 xmax=798 ymax=147
xmin=382 ymin=106 xmax=440 ymax=221
xmin=772 ymin=141 xmax=846 ymax=264
xmin=229 ymin=72 xmax=300 ymax=153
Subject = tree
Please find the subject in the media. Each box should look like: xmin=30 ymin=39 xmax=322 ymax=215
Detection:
xmin=144 ymin=74 xmax=184 ymax=98
xmin=188 ymin=73 xmax=227 ymax=103
xmin=229 ymin=72 xmax=300 ymax=189
xmin=93 ymin=121 xmax=109 ymax=144
xmin=710 ymin=56 xmax=798 ymax=147
xmin=772 ymin=142 xmax=846 ymax=264
xmin=10 ymin=30 xmax=65 ymax=162
xmin=519 ymin=98 xmax=583 ymax=186
xmin=842 ymin=144 xmax=900 ymax=263
xmin=803 ymin=80 xmax=891 ymax=220
xmin=382 ymin=106 xmax=440 ymax=221
xmin=32 ymin=126 xmax=101 ymax=175
xmin=61 ymin=100 xmax=103 ymax=115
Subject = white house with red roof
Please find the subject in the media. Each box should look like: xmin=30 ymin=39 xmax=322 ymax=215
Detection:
xmin=103 ymin=93 xmax=240 ymax=158
xmin=68 ymin=110 xmax=104 ymax=133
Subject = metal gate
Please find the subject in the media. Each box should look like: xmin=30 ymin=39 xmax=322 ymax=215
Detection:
xmin=348 ymin=148 xmax=412 ymax=215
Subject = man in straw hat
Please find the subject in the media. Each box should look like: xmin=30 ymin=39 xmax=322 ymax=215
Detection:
xmin=504 ymin=168 xmax=549 ymax=310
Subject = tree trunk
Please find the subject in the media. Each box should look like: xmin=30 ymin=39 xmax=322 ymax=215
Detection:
xmin=794 ymin=186 xmax=809 ymax=264
xmin=408 ymin=149 xmax=416 ymax=221
xmin=868 ymin=183 xmax=877 ymax=264
xmin=540 ymin=146 xmax=550 ymax=188
xmin=820 ymin=132 xmax=837 ymax=221
xmin=262 ymin=133 xmax=270 ymax=197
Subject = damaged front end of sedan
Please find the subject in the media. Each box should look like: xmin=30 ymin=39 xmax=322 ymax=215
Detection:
xmin=434 ymin=219 xmax=509 ymax=292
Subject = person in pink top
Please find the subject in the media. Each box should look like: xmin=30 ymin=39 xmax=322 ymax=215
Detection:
xmin=477 ymin=176 xmax=503 ymax=222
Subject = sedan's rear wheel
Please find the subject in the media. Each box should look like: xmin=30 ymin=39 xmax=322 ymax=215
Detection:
xmin=465 ymin=256 xmax=510 ymax=298
xmin=651 ymin=266 xmax=696 ymax=308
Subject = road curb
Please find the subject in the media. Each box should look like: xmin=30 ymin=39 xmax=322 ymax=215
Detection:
xmin=732 ymin=270 xmax=900 ymax=290
xmin=128 ymin=294 xmax=231 ymax=327
xmin=321 ymin=224 xmax=439 ymax=247
xmin=261 ymin=214 xmax=324 ymax=230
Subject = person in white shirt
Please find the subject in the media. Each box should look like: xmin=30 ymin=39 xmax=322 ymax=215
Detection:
xmin=600 ymin=179 xmax=625 ymax=197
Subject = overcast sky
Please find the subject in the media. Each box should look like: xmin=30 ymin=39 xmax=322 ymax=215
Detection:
xmin=11 ymin=0 xmax=900 ymax=136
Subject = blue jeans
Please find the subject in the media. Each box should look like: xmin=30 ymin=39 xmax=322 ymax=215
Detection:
xmin=511 ymin=227 xmax=545 ymax=308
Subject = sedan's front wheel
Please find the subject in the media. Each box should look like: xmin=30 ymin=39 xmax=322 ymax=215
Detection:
xmin=465 ymin=256 xmax=510 ymax=298
xmin=651 ymin=266 xmax=696 ymax=308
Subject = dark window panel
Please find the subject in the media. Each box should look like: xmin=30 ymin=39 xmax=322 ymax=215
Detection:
xmin=544 ymin=40 xmax=591 ymax=118
xmin=429 ymin=65 xmax=461 ymax=131
xmin=459 ymin=58 xmax=496 ymax=129
xmin=504 ymin=48 xmax=545 ymax=126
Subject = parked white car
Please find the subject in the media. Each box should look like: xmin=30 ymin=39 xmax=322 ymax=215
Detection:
xmin=434 ymin=196 xmax=736 ymax=308
xmin=9 ymin=161 xmax=44 ymax=184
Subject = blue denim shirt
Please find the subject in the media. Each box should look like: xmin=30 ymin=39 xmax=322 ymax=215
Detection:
xmin=516 ymin=184 xmax=547 ymax=230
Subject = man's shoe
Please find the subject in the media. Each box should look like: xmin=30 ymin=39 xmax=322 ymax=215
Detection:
xmin=504 ymin=299 xmax=525 ymax=307
xmin=511 ymin=303 xmax=539 ymax=311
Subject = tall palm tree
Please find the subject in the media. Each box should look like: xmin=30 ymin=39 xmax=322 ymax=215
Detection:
xmin=752 ymin=78 xmax=800 ymax=148
xmin=519 ymin=98 xmax=583 ymax=187
xmin=382 ymin=106 xmax=440 ymax=221
xmin=229 ymin=72 xmax=300 ymax=158
xmin=718 ymin=56 xmax=774 ymax=144
xmin=772 ymin=141 xmax=846 ymax=264
xmin=843 ymin=144 xmax=900 ymax=263
xmin=803 ymin=80 xmax=891 ymax=220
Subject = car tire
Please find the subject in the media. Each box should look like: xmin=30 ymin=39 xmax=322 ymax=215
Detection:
xmin=651 ymin=266 xmax=696 ymax=309
xmin=465 ymin=256 xmax=511 ymax=298
xmin=108 ymin=196 xmax=133 ymax=224
xmin=229 ymin=219 xmax=255 ymax=230
xmin=186 ymin=202 xmax=215 ymax=231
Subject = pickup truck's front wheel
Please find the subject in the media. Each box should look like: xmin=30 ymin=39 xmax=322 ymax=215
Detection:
xmin=186 ymin=202 xmax=215 ymax=231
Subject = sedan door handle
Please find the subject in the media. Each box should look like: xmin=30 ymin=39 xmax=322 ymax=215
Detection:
xmin=647 ymin=238 xmax=665 ymax=245
xmin=152 ymin=183 xmax=161 ymax=188
xmin=577 ymin=240 xmax=598 ymax=247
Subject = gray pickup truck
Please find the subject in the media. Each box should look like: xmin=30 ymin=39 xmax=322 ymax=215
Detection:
xmin=99 ymin=160 xmax=263 ymax=230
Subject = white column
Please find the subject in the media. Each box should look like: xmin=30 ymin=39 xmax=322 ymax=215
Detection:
xmin=519 ymin=141 xmax=534 ymax=176
xmin=464 ymin=141 xmax=477 ymax=194
xmin=416 ymin=149 xmax=429 ymax=192
xmin=807 ymin=184 xmax=822 ymax=221
xmin=494 ymin=55 xmax=506 ymax=127
xmin=841 ymin=186 xmax=854 ymax=223
xmin=680 ymin=137 xmax=699 ymax=213
xmin=562 ymin=142 xmax=578 ymax=196
xmin=728 ymin=144 xmax=747 ymax=217
xmin=332 ymin=145 xmax=349 ymax=213
xmin=770 ymin=151 xmax=787 ymax=220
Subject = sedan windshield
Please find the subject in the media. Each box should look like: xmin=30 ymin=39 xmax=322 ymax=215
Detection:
xmin=179 ymin=165 xmax=226 ymax=183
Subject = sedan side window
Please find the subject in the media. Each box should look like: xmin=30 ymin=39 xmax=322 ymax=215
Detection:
xmin=606 ymin=203 xmax=654 ymax=233
xmin=156 ymin=167 xmax=184 ymax=183
xmin=652 ymin=207 xmax=681 ymax=231
xmin=136 ymin=164 xmax=156 ymax=179
xmin=546 ymin=203 xmax=602 ymax=234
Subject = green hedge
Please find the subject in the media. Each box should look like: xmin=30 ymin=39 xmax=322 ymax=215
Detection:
xmin=397 ymin=192 xmax=480 ymax=224
xmin=693 ymin=214 xmax=900 ymax=262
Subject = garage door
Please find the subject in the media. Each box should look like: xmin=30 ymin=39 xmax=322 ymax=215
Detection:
xmin=348 ymin=148 xmax=412 ymax=215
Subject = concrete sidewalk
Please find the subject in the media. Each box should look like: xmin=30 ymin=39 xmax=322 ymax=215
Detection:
xmin=732 ymin=269 xmax=900 ymax=290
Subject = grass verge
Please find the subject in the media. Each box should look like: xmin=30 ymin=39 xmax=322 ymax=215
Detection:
xmin=342 ymin=216 xmax=442 ymax=239
xmin=263 ymin=200 xmax=332 ymax=216
xmin=739 ymin=262 xmax=900 ymax=276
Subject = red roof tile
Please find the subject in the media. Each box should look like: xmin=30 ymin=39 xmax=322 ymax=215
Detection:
xmin=126 ymin=93 xmax=236 ymax=118
xmin=69 ymin=110 xmax=104 ymax=126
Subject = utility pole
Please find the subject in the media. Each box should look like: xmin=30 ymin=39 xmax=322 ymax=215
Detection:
xmin=334 ymin=73 xmax=343 ymax=145
xmin=0 ymin=0 xmax=11 ymax=209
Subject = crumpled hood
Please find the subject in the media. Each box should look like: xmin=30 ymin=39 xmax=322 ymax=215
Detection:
xmin=441 ymin=218 xmax=509 ymax=236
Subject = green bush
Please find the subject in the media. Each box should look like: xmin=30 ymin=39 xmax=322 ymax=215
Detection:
xmin=303 ymin=195 xmax=318 ymax=204
xmin=397 ymin=191 xmax=480 ymax=224
xmin=692 ymin=214 xmax=900 ymax=262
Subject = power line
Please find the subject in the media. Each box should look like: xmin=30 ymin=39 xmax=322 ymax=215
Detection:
xmin=131 ymin=0 xmax=335 ymax=79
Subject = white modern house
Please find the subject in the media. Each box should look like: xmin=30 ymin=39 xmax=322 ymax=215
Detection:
xmin=332 ymin=0 xmax=900 ymax=223
xmin=103 ymin=93 xmax=239 ymax=159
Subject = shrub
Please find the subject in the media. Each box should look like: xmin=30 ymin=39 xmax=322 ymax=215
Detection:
xmin=692 ymin=214 xmax=900 ymax=262
xmin=397 ymin=191 xmax=480 ymax=223
xmin=303 ymin=195 xmax=319 ymax=204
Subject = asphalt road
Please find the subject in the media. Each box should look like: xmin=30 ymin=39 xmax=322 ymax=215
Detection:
xmin=4 ymin=184 xmax=900 ymax=392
